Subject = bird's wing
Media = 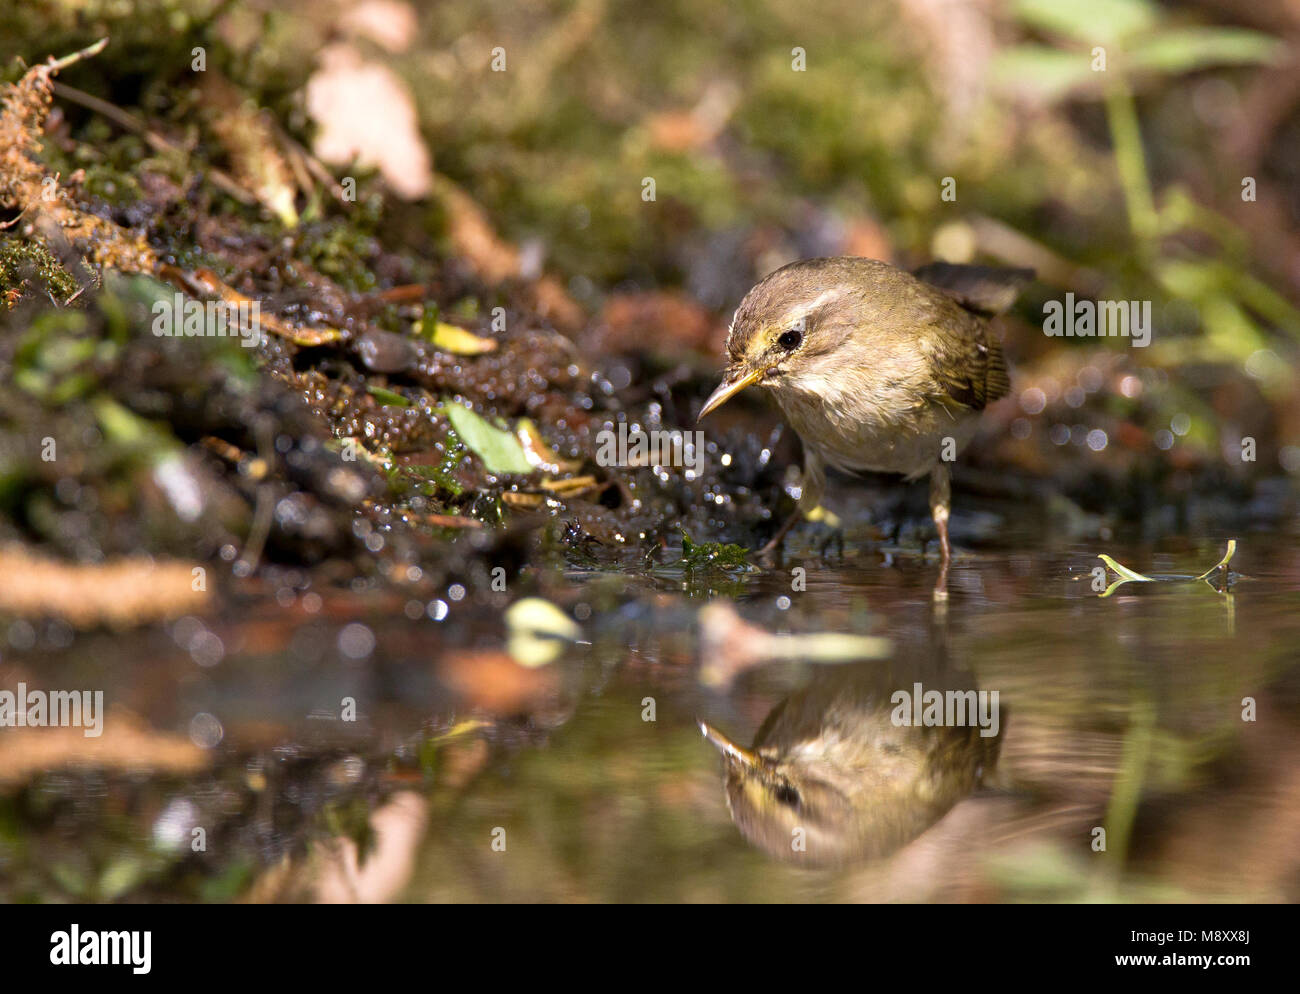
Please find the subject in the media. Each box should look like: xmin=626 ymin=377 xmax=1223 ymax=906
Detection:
xmin=920 ymin=303 xmax=1011 ymax=412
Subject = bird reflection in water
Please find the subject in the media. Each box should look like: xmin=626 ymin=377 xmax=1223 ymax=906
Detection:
xmin=701 ymin=656 xmax=1003 ymax=866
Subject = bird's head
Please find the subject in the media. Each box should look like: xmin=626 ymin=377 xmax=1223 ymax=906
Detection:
xmin=697 ymin=258 xmax=893 ymax=420
xmin=698 ymin=720 xmax=860 ymax=866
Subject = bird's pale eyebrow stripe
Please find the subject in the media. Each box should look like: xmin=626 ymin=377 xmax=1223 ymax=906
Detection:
xmin=784 ymin=288 xmax=845 ymax=327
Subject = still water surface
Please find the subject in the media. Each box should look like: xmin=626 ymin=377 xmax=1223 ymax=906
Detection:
xmin=4 ymin=524 xmax=1298 ymax=902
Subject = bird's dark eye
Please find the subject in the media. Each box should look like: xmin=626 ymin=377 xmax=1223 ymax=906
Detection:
xmin=773 ymin=783 xmax=801 ymax=808
xmin=777 ymin=329 xmax=803 ymax=350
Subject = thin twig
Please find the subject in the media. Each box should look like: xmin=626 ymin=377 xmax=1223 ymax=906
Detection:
xmin=50 ymin=80 xmax=258 ymax=207
xmin=46 ymin=37 xmax=109 ymax=74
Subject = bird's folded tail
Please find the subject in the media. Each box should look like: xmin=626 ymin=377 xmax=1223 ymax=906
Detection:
xmin=912 ymin=262 xmax=1034 ymax=316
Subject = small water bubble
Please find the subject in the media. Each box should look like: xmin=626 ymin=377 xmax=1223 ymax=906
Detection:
xmin=7 ymin=620 xmax=36 ymax=650
xmin=1245 ymin=349 xmax=1281 ymax=381
xmin=189 ymin=712 xmax=224 ymax=749
xmin=569 ymin=274 xmax=594 ymax=300
xmin=55 ymin=477 xmax=80 ymax=505
xmin=1019 ymin=387 xmax=1047 ymax=415
xmin=46 ymin=620 xmax=73 ymax=649
xmin=190 ymin=630 xmax=225 ymax=668
xmin=337 ymin=623 xmax=376 ymax=660
xmin=172 ymin=615 xmax=203 ymax=648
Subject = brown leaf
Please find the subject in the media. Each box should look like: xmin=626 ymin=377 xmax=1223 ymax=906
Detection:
xmin=595 ymin=290 xmax=726 ymax=355
xmin=438 ymin=650 xmax=560 ymax=716
xmin=0 ymin=545 xmax=210 ymax=630
xmin=0 ymin=710 xmax=208 ymax=788
xmin=307 ymin=43 xmax=433 ymax=200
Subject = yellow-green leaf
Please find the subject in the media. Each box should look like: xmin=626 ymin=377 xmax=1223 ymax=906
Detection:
xmin=366 ymin=385 xmax=411 ymax=407
xmin=1098 ymin=554 xmax=1153 ymax=582
xmin=421 ymin=321 xmax=497 ymax=355
xmin=444 ymin=401 xmax=534 ymax=475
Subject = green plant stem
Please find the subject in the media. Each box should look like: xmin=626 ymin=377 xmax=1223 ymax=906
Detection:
xmin=1099 ymin=697 xmax=1155 ymax=896
xmin=1105 ymin=80 xmax=1158 ymax=244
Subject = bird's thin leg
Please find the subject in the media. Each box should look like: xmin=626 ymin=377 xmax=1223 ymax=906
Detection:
xmin=757 ymin=451 xmax=825 ymax=559
xmin=929 ymin=462 xmax=952 ymax=565
xmin=929 ymin=464 xmax=952 ymax=601
xmin=757 ymin=507 xmax=801 ymax=558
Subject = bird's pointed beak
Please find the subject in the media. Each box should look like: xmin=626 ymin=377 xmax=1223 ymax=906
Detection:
xmin=698 ymin=720 xmax=761 ymax=770
xmin=698 ymin=366 xmax=766 ymax=422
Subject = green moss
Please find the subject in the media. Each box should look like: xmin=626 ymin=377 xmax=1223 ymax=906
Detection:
xmin=679 ymin=529 xmax=751 ymax=570
xmin=298 ymin=211 xmax=384 ymax=294
xmin=0 ymin=238 xmax=82 ymax=302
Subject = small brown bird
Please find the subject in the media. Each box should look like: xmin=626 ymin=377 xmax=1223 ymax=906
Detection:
xmin=698 ymin=257 xmax=1030 ymax=560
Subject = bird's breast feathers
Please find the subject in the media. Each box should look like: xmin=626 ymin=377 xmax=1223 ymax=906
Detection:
xmin=772 ymin=367 xmax=979 ymax=479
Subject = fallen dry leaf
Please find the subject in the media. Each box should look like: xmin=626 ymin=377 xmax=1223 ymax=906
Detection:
xmin=697 ymin=602 xmax=891 ymax=688
xmin=340 ymin=0 xmax=419 ymax=53
xmin=596 ymin=290 xmax=726 ymax=355
xmin=0 ymin=709 xmax=208 ymax=788
xmin=307 ymin=42 xmax=433 ymax=200
xmin=437 ymin=650 xmax=560 ymax=715
xmin=0 ymin=545 xmax=210 ymax=629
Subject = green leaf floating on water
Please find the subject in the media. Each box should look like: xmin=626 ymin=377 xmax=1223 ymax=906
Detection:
xmin=444 ymin=400 xmax=535 ymax=475
xmin=1097 ymin=554 xmax=1154 ymax=583
xmin=1193 ymin=539 xmax=1238 ymax=580
xmin=1097 ymin=540 xmax=1238 ymax=598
